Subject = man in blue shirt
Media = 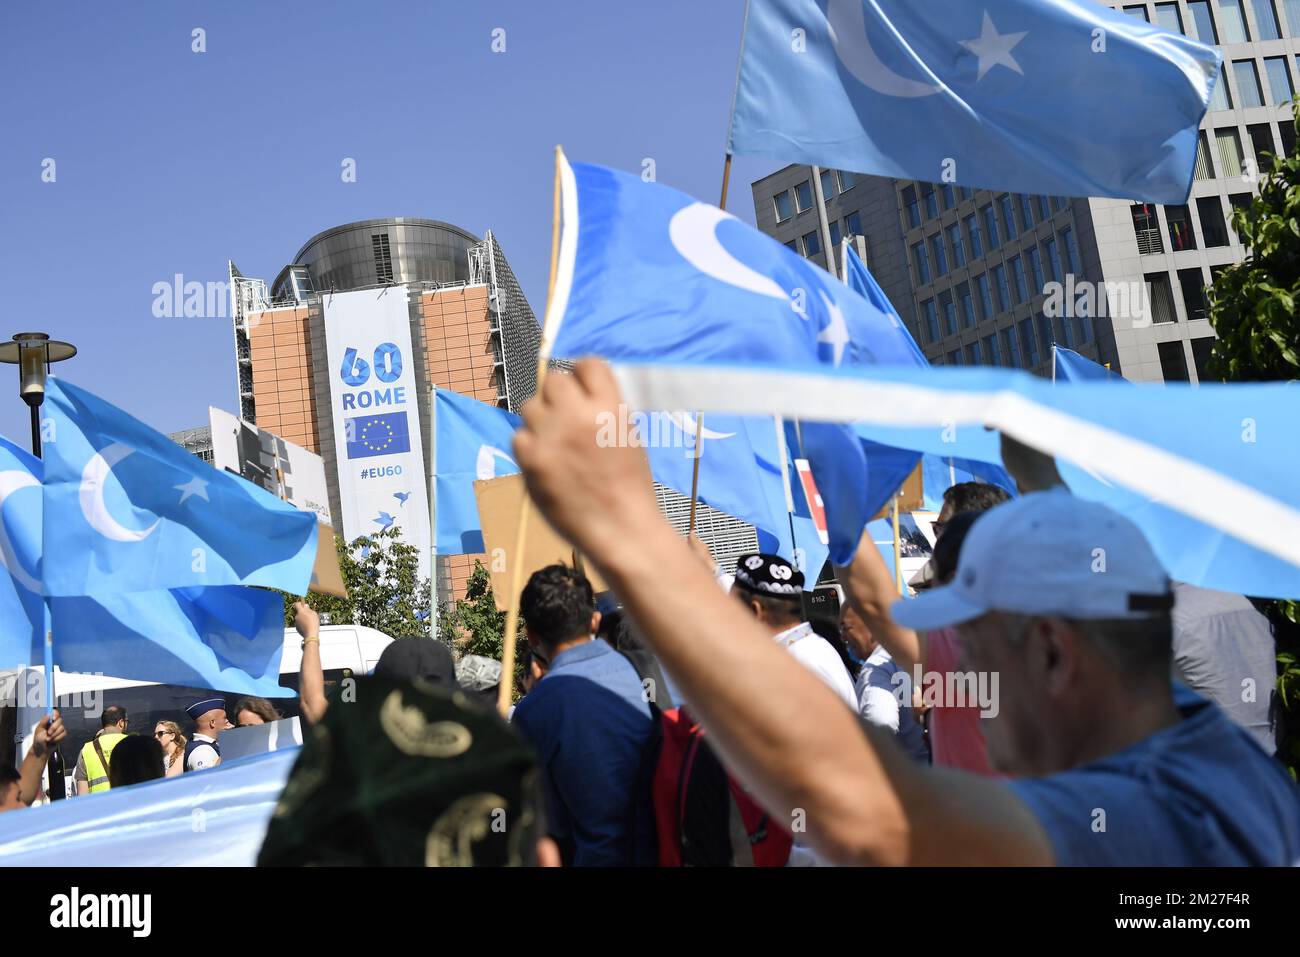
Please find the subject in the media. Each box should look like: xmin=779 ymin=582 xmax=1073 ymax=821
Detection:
xmin=511 ymin=564 xmax=654 ymax=866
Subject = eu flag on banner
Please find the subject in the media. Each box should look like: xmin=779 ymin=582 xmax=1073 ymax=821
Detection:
xmin=41 ymin=377 xmax=317 ymax=597
xmin=346 ymin=412 xmax=411 ymax=459
xmin=728 ymin=0 xmax=1221 ymax=204
xmin=0 ymin=435 xmax=44 ymax=669
xmin=545 ymin=158 xmax=924 ymax=372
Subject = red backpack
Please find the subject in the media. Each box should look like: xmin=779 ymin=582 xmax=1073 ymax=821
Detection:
xmin=649 ymin=705 xmax=793 ymax=867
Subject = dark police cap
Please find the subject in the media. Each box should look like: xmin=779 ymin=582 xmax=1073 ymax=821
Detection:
xmin=732 ymin=552 xmax=804 ymax=598
xmin=257 ymin=675 xmax=543 ymax=867
xmin=186 ymin=697 xmax=226 ymax=721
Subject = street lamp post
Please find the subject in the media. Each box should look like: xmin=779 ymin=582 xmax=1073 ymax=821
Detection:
xmin=0 ymin=332 xmax=77 ymax=802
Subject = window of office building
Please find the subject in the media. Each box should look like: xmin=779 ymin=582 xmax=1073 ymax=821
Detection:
xmin=784 ymin=239 xmax=797 ymax=252
xmin=1056 ymin=313 xmax=1076 ymax=349
xmin=958 ymin=281 xmax=977 ymax=327
xmin=1122 ymin=4 xmax=1150 ymax=20
xmin=1132 ymin=203 xmax=1165 ymax=255
xmin=1265 ymin=57 xmax=1295 ymax=106
xmin=1060 ymin=226 xmax=1082 ymax=273
xmin=1284 ymin=0 xmax=1300 ymax=34
xmin=1187 ymin=1 xmax=1220 ymax=43
xmin=1191 ymin=336 xmax=1217 ymax=381
xmin=1036 ymin=195 xmax=1052 ymax=221
xmin=1010 ymin=254 xmax=1029 ymax=303
xmin=947 ymin=223 xmax=966 ymax=269
xmin=922 ymin=182 xmax=939 ymax=218
xmin=903 ymin=185 xmax=921 ymax=228
xmin=820 ymin=169 xmax=837 ymax=200
xmin=1003 ymin=325 xmax=1023 ymax=368
xmin=1154 ymin=1 xmax=1185 ymax=32
xmin=975 ymin=273 xmax=995 ymax=318
xmin=1281 ymin=117 xmax=1298 ymax=157
xmin=1166 ymin=204 xmax=1198 ymax=251
xmin=984 ymin=333 xmax=1002 ymax=366
xmin=774 ymin=191 xmax=793 ymax=222
xmin=1233 ymin=60 xmax=1265 ymax=109
xmin=1248 ymin=123 xmax=1277 ymax=171
xmin=1076 ymin=313 xmax=1095 ymax=344
xmin=940 ymin=291 xmax=959 ymax=336
xmin=948 ymin=349 xmax=964 ymax=366
xmin=1027 ymin=246 xmax=1046 ymax=292
xmin=1020 ymin=195 xmax=1036 ymax=230
xmin=1019 ymin=318 xmax=1041 ymax=367
xmin=1228 ymin=192 xmax=1253 ymax=237
xmin=1256 ymin=0 xmax=1284 ymax=39
xmin=845 ymin=210 xmax=863 ymax=237
xmin=839 ymin=170 xmax=857 ymax=191
xmin=942 ymin=183 xmax=956 ymax=210
xmin=965 ymin=213 xmax=984 ymax=258
xmin=912 ymin=241 xmax=931 ymax=284
xmin=1146 ymin=272 xmax=1179 ymax=324
xmin=994 ymin=264 xmax=1012 ymax=311
xmin=1215 ymin=128 xmax=1246 ymax=178
xmin=1158 ymin=341 xmax=1191 ymax=381
xmin=1219 ymin=0 xmax=1251 ymax=41
xmin=922 ymin=299 xmax=940 ymax=343
xmin=1194 ymin=131 xmax=1216 ymax=179
xmin=1178 ymin=267 xmax=1210 ymax=322
xmin=966 ymin=341 xmax=983 ymax=365
xmin=795 ymin=181 xmax=814 ymax=212
xmin=1000 ymin=195 xmax=1019 ymax=240
xmin=1044 ymin=236 xmax=1064 ymax=283
xmin=982 ymin=204 xmax=1001 ymax=248
xmin=1037 ymin=314 xmax=1056 ymax=358
xmin=931 ymin=233 xmax=949 ymax=277
xmin=1211 ymin=71 xmax=1234 ymax=111
xmin=829 ymin=220 xmax=842 ymax=248
xmin=1196 ymin=196 xmax=1231 ymax=247
xmin=803 ymin=231 xmax=821 ymax=257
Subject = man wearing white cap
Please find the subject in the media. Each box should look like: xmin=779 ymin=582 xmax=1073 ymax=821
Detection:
xmin=184 ymin=697 xmax=230 ymax=772
xmin=510 ymin=360 xmax=1300 ymax=865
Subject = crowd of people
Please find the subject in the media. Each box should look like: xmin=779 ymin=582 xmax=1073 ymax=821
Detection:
xmin=5 ymin=359 xmax=1300 ymax=867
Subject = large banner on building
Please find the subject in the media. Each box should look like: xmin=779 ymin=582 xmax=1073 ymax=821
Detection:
xmin=321 ymin=287 xmax=431 ymax=581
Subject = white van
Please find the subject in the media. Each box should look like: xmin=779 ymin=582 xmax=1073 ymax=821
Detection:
xmin=0 ymin=624 xmax=395 ymax=797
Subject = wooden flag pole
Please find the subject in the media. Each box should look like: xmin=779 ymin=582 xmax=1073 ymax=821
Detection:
xmin=496 ymin=146 xmax=564 ymax=716
xmin=685 ymin=153 xmax=733 ymax=536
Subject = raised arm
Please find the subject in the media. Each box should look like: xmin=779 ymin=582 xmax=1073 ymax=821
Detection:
xmin=19 ymin=711 xmax=66 ymax=805
xmin=294 ymin=601 xmax=328 ymax=725
xmin=513 ymin=360 xmax=1052 ymax=866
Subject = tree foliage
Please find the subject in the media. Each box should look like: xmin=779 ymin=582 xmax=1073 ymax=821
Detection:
xmin=281 ymin=527 xmax=433 ymax=640
xmin=1206 ymin=105 xmax=1300 ymax=776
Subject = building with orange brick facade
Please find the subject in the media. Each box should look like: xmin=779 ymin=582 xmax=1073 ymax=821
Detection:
xmin=228 ymin=218 xmax=540 ymax=601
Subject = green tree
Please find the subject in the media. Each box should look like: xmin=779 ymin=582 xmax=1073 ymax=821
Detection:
xmin=1206 ymin=104 xmax=1300 ymax=777
xmin=281 ymin=526 xmax=434 ymax=640
xmin=437 ymin=561 xmax=526 ymax=694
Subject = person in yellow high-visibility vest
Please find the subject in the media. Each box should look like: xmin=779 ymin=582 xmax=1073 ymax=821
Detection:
xmin=74 ymin=706 xmax=128 ymax=795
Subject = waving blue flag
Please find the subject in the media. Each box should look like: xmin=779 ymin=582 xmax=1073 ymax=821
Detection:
xmin=843 ymin=242 xmax=929 ymax=368
xmin=41 ymin=378 xmax=317 ymax=597
xmin=611 ymin=360 xmax=1300 ymax=600
xmin=0 ymin=436 xmax=43 ymax=669
xmin=434 ymin=388 xmax=522 ymax=554
xmin=729 ymin=0 xmax=1221 ymax=204
xmin=1054 ymin=345 xmax=1126 ymax=382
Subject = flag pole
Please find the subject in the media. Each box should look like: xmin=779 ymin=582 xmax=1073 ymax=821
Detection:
xmin=496 ymin=146 xmax=564 ymax=716
xmin=891 ymin=495 xmax=904 ymax=596
xmin=428 ymin=385 xmax=438 ymax=642
xmin=685 ymin=153 xmax=733 ymax=536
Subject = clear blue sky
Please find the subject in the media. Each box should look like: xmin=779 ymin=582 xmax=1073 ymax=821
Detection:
xmin=0 ymin=0 xmax=780 ymax=444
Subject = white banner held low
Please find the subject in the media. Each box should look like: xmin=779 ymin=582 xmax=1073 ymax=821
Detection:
xmin=209 ymin=407 xmax=333 ymax=525
xmin=321 ymin=287 xmax=431 ymax=580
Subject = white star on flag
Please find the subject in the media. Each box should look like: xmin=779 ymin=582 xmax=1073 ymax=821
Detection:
xmin=174 ymin=476 xmax=210 ymax=505
xmin=962 ymin=12 xmax=1028 ymax=81
xmin=816 ymin=291 xmax=851 ymax=367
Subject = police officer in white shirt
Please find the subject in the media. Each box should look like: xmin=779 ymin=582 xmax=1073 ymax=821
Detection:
xmin=184 ymin=697 xmax=231 ymax=772
xmin=732 ymin=553 xmax=858 ymax=711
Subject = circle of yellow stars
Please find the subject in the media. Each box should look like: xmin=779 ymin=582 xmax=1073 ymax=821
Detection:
xmin=360 ymin=417 xmax=395 ymax=452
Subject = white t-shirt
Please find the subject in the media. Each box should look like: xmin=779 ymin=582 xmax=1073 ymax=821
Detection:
xmin=773 ymin=622 xmax=858 ymax=711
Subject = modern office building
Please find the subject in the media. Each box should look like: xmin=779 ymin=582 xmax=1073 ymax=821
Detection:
xmin=751 ymin=0 xmax=1300 ymax=384
xmin=227 ymin=218 xmax=757 ymax=601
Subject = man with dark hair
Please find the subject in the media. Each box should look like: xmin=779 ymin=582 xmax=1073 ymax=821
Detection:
xmin=74 ymin=705 xmax=128 ymax=795
xmin=932 ymin=481 xmax=1011 ymax=541
xmin=511 ymin=564 xmax=654 ymax=866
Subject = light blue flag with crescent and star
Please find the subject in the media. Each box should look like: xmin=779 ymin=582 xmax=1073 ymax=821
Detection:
xmin=728 ymin=0 xmax=1221 ymax=204
xmin=0 ymin=435 xmax=44 ymax=669
xmin=40 ymin=377 xmax=317 ymax=598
